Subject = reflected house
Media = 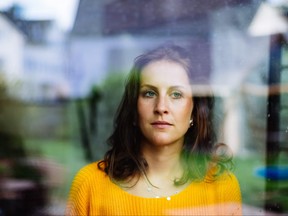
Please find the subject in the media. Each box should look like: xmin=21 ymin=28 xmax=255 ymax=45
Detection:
xmin=2 ymin=5 xmax=69 ymax=102
xmin=70 ymin=0 xmax=252 ymax=96
xmin=0 ymin=6 xmax=71 ymax=139
xmin=0 ymin=12 xmax=25 ymax=87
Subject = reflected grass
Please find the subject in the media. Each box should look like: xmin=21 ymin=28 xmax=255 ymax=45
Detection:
xmin=234 ymin=154 xmax=288 ymax=212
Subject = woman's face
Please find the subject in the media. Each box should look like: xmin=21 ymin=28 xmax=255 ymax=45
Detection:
xmin=137 ymin=60 xmax=193 ymax=148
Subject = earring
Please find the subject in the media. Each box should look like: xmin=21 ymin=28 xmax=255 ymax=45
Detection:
xmin=189 ymin=119 xmax=193 ymax=127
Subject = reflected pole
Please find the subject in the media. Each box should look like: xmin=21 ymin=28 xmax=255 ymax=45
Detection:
xmin=265 ymin=33 xmax=282 ymax=212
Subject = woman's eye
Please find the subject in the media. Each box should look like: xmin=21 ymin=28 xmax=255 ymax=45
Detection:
xmin=171 ymin=92 xmax=182 ymax=99
xmin=143 ymin=90 xmax=156 ymax=98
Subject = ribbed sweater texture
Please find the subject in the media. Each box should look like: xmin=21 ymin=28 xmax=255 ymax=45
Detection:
xmin=66 ymin=162 xmax=242 ymax=216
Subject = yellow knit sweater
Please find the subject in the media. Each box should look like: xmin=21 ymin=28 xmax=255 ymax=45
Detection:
xmin=66 ymin=162 xmax=242 ymax=216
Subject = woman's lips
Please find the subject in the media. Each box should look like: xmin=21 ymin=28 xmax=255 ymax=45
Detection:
xmin=151 ymin=121 xmax=172 ymax=129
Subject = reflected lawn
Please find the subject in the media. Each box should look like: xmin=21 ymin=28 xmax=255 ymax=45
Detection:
xmin=234 ymin=154 xmax=288 ymax=213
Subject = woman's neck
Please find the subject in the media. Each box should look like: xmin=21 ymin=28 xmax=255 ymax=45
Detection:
xmin=119 ymin=141 xmax=189 ymax=198
xmin=141 ymin=141 xmax=183 ymax=186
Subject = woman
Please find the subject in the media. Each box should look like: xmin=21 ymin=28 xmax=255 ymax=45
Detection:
xmin=66 ymin=44 xmax=242 ymax=215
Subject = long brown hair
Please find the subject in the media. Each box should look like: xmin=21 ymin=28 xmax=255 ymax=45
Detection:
xmin=98 ymin=44 xmax=233 ymax=184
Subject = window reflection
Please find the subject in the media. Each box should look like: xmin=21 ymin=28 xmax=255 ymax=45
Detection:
xmin=0 ymin=0 xmax=287 ymax=215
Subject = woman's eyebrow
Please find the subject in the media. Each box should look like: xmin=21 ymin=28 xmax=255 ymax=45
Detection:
xmin=169 ymin=85 xmax=187 ymax=89
xmin=140 ymin=84 xmax=187 ymax=89
xmin=139 ymin=84 xmax=157 ymax=89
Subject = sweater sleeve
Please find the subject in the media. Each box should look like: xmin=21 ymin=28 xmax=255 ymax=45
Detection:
xmin=65 ymin=164 xmax=95 ymax=216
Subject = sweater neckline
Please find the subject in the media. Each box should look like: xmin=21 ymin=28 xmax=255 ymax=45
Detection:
xmin=109 ymin=176 xmax=197 ymax=200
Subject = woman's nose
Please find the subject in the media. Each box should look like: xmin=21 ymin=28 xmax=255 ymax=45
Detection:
xmin=154 ymin=96 xmax=168 ymax=115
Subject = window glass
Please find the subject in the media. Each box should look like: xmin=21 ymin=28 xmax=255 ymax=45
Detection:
xmin=0 ymin=0 xmax=287 ymax=215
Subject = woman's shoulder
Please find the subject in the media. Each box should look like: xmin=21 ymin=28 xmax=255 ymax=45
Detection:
xmin=66 ymin=161 xmax=108 ymax=215
xmin=72 ymin=161 xmax=107 ymax=184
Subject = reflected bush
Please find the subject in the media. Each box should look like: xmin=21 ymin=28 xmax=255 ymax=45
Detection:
xmin=0 ymin=75 xmax=48 ymax=216
xmin=93 ymin=72 xmax=126 ymax=160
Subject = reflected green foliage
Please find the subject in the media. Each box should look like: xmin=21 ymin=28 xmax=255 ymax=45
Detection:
xmin=92 ymin=72 xmax=126 ymax=160
xmin=0 ymin=75 xmax=49 ymax=215
xmin=0 ymin=73 xmax=6 ymax=98
xmin=24 ymin=139 xmax=87 ymax=199
xmin=0 ymin=74 xmax=25 ymax=136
